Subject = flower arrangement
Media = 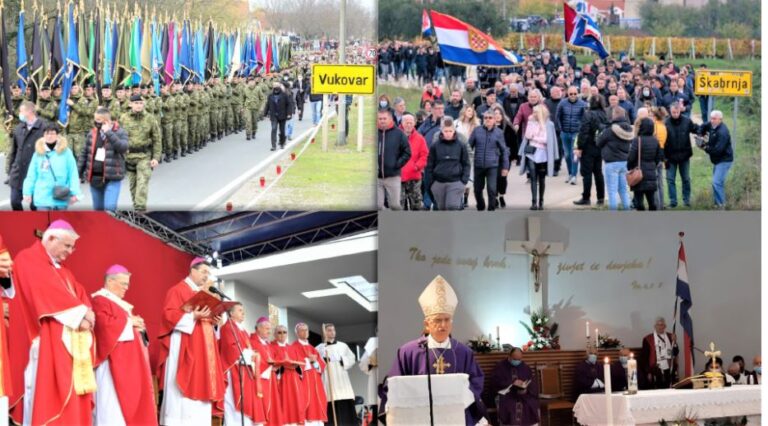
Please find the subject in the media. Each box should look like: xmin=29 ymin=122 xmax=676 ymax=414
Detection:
xmin=467 ymin=335 xmax=493 ymax=354
xmin=519 ymin=309 xmax=560 ymax=351
xmin=598 ymin=334 xmax=622 ymax=349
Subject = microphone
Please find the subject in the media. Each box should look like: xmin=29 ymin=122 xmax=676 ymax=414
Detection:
xmin=208 ymin=286 xmax=231 ymax=300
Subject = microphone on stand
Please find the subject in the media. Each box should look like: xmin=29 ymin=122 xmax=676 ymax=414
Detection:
xmin=422 ymin=333 xmax=435 ymax=426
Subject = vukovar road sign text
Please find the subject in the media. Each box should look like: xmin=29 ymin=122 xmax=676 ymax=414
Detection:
xmin=311 ymin=64 xmax=375 ymax=95
xmin=694 ymin=70 xmax=752 ymax=97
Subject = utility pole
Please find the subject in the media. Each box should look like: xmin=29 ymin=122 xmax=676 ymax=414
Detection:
xmin=336 ymin=0 xmax=347 ymax=146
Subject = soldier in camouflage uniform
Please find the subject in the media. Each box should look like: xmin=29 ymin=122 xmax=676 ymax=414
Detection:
xmin=206 ymin=81 xmax=218 ymax=141
xmin=159 ymin=84 xmax=176 ymax=162
xmin=36 ymin=85 xmax=58 ymax=123
xmin=119 ymin=94 xmax=161 ymax=210
xmin=185 ymin=84 xmax=199 ymax=152
xmin=243 ymin=78 xmax=263 ymax=141
xmin=222 ymin=81 xmax=233 ymax=135
xmin=112 ymin=86 xmax=130 ymax=118
xmin=4 ymin=85 xmax=24 ymax=177
xmin=231 ymin=78 xmax=244 ymax=133
xmin=65 ymin=83 xmax=98 ymax=161
xmin=198 ymin=83 xmax=211 ymax=145
xmin=212 ymin=79 xmax=224 ymax=140
xmin=172 ymin=81 xmax=190 ymax=156
xmin=100 ymin=84 xmax=120 ymax=119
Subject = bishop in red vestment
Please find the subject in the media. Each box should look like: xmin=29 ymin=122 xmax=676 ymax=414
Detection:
xmin=92 ymin=264 xmax=157 ymax=425
xmin=11 ymin=220 xmax=97 ymax=425
xmin=250 ymin=317 xmax=284 ymax=426
xmin=291 ymin=323 xmax=327 ymax=426
xmin=271 ymin=325 xmax=307 ymax=426
xmin=0 ymin=234 xmax=14 ymax=399
xmin=219 ymin=303 xmax=266 ymax=426
xmin=156 ymin=258 xmax=226 ymax=425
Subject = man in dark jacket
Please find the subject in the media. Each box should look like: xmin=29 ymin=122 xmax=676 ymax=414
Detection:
xmin=263 ymin=82 xmax=294 ymax=150
xmin=79 ymin=107 xmax=129 ymax=211
xmin=8 ymin=101 xmax=46 ymax=210
xmin=444 ymin=90 xmax=465 ymax=120
xmin=663 ymin=104 xmax=699 ymax=208
xmin=417 ymin=100 xmax=445 ymax=148
xmin=425 ymin=117 xmax=470 ymax=210
xmin=377 ymin=109 xmax=411 ymax=210
xmin=468 ymin=111 xmax=510 ymax=211
xmin=698 ymin=110 xmax=733 ymax=209
xmin=574 ymin=95 xmax=608 ymax=205
xmin=555 ymin=86 xmax=586 ymax=184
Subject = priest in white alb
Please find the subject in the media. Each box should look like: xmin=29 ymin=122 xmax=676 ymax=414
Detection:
xmin=91 ymin=264 xmax=157 ymax=425
xmin=379 ymin=275 xmax=486 ymax=425
xmin=316 ymin=323 xmax=358 ymax=425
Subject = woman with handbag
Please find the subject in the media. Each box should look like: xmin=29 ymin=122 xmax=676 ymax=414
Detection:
xmin=517 ymin=104 xmax=559 ymax=210
xmin=22 ymin=123 xmax=80 ymax=210
xmin=627 ymin=118 xmax=663 ymax=211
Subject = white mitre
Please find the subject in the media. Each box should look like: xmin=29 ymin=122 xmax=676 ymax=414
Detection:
xmin=418 ymin=275 xmax=458 ymax=318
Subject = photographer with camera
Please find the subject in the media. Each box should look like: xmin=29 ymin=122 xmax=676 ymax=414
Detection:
xmin=696 ymin=110 xmax=733 ymax=209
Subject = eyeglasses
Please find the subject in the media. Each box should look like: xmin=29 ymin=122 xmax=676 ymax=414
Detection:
xmin=276 ymin=331 xmax=287 ymax=334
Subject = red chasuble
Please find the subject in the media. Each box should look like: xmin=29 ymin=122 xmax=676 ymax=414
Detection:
xmin=291 ymin=341 xmax=328 ymax=422
xmin=250 ymin=333 xmax=284 ymax=426
xmin=219 ymin=320 xmax=266 ymax=424
xmin=92 ymin=293 xmax=158 ymax=425
xmin=11 ymin=241 xmax=94 ymax=425
xmin=0 ymin=235 xmax=12 ymax=399
xmin=155 ymin=280 xmax=225 ymax=402
xmin=270 ymin=341 xmax=307 ymax=424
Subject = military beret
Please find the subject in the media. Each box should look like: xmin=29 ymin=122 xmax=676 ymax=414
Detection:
xmin=129 ymin=94 xmax=143 ymax=102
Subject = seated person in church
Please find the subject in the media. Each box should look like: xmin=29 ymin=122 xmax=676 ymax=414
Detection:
xmin=379 ymin=275 xmax=486 ymax=426
xmin=732 ymin=355 xmax=748 ymax=376
xmin=574 ymin=347 xmax=605 ymax=398
xmin=701 ymin=357 xmax=724 ymax=376
xmin=727 ymin=362 xmax=748 ymax=385
xmin=489 ymin=347 xmax=539 ymax=426
xmin=610 ymin=347 xmax=631 ymax=391
xmin=748 ymin=356 xmax=761 ymax=384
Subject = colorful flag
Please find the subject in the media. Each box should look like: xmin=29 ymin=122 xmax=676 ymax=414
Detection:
xmin=16 ymin=8 xmax=28 ymax=92
xmin=264 ymin=36 xmax=272 ymax=74
xmin=205 ymin=22 xmax=214 ymax=80
xmin=114 ymin=16 xmax=132 ymax=87
xmin=675 ymin=233 xmax=695 ymax=378
xmin=129 ymin=16 xmax=142 ymax=85
xmin=103 ymin=16 xmax=113 ymax=86
xmin=228 ymin=30 xmax=241 ymax=81
xmin=140 ymin=17 xmax=152 ymax=83
xmin=0 ymin=3 xmax=13 ymax=118
xmin=151 ymin=21 xmax=164 ymax=93
xmin=429 ymin=11 xmax=520 ymax=67
xmin=50 ymin=13 xmax=65 ymax=86
xmin=563 ymin=1 xmax=610 ymax=59
xmin=57 ymin=2 xmax=79 ymax=127
xmin=163 ymin=22 xmax=175 ymax=84
xmin=179 ymin=20 xmax=190 ymax=83
xmin=77 ymin=8 xmax=91 ymax=84
xmin=422 ymin=9 xmax=433 ymax=37
xmin=29 ymin=11 xmax=50 ymax=101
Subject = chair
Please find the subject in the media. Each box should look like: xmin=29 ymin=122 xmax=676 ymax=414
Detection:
xmin=536 ymin=362 xmax=575 ymax=426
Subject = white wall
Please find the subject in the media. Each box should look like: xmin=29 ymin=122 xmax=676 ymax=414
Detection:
xmin=226 ymin=280 xmax=270 ymax=332
xmin=378 ymin=211 xmax=760 ymax=377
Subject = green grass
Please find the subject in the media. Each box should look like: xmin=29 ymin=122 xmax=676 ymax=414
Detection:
xmin=253 ymin=96 xmax=376 ymax=209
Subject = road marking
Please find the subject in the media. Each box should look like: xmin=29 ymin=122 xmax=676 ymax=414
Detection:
xmin=193 ymin=124 xmax=318 ymax=211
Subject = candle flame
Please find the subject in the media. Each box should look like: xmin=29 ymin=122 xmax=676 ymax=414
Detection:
xmin=604 ymin=357 xmax=610 ymax=364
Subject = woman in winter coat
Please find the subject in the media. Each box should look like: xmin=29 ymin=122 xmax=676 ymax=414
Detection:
xmin=22 ymin=123 xmax=81 ymax=210
xmin=517 ymin=104 xmax=559 ymax=210
xmin=627 ymin=118 xmax=664 ymax=210
xmin=492 ymin=105 xmax=516 ymax=208
xmin=596 ymin=107 xmax=633 ymax=210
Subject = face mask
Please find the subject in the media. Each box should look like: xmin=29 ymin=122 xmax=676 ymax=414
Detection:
xmin=273 ymin=88 xmax=280 ymax=94
xmin=619 ymin=356 xmax=628 ymax=366
xmin=587 ymin=354 xmax=597 ymax=364
xmin=643 ymin=89 xmax=650 ymax=97
xmin=755 ymin=367 xmax=762 ymax=375
xmin=510 ymin=359 xmax=522 ymax=367
xmin=94 ymin=121 xmax=102 ymax=128
xmin=18 ymin=113 xmax=26 ymax=123
xmin=379 ymin=101 xmax=388 ymax=108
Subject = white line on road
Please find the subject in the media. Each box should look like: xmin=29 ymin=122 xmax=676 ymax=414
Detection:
xmin=193 ymin=125 xmax=317 ymax=211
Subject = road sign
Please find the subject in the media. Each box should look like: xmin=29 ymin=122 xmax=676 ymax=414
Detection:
xmin=694 ymin=69 xmax=752 ymax=97
xmin=311 ymin=64 xmax=375 ymax=95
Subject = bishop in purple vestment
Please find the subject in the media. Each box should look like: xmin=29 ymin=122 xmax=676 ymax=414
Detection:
xmin=379 ymin=275 xmax=486 ymax=426
xmin=488 ymin=347 xmax=539 ymax=426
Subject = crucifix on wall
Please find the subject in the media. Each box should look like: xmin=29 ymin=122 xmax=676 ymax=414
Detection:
xmin=505 ymin=217 xmax=565 ymax=313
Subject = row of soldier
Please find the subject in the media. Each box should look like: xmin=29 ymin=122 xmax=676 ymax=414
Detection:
xmin=4 ymin=68 xmax=309 ymax=211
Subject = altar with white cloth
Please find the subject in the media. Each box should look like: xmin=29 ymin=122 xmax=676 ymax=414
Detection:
xmin=573 ymin=386 xmax=761 ymax=426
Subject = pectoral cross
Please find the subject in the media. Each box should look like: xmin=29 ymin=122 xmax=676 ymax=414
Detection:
xmin=433 ymin=355 xmax=451 ymax=374
xmin=704 ymin=341 xmax=721 ymax=370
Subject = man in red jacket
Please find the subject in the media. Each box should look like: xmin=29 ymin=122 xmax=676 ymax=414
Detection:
xmin=400 ymin=114 xmax=428 ymax=210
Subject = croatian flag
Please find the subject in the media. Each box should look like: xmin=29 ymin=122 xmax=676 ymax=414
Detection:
xmin=422 ymin=9 xmax=433 ymax=37
xmin=430 ymin=11 xmax=520 ymax=67
xmin=675 ymin=232 xmax=695 ymax=378
xmin=564 ymin=1 xmax=610 ymax=59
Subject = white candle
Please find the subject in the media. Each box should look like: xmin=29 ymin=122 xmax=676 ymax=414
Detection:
xmin=496 ymin=326 xmax=500 ymax=342
xmin=595 ymin=328 xmax=599 ymax=347
xmin=604 ymin=357 xmax=613 ymax=424
xmin=586 ymin=321 xmax=590 ymax=338
xmin=627 ymin=353 xmax=638 ymax=392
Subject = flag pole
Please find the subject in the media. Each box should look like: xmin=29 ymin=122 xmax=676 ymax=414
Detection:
xmin=671 ymin=231 xmax=684 ymax=337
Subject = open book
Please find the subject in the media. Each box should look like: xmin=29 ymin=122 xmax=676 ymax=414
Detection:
xmin=181 ymin=291 xmax=240 ymax=317
xmin=498 ymin=379 xmax=532 ymax=395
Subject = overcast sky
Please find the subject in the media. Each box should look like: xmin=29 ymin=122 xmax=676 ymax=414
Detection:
xmin=250 ymin=0 xmax=376 ymax=14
